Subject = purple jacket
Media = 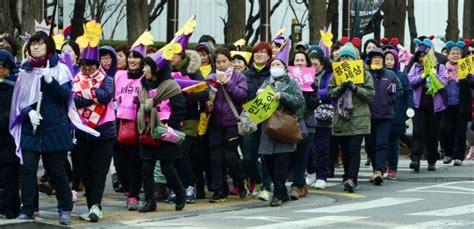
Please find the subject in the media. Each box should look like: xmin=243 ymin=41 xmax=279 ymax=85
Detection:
xmin=207 ymin=71 xmax=248 ymax=127
xmin=408 ymin=62 xmax=448 ymax=113
xmin=318 ymin=70 xmax=334 ymax=104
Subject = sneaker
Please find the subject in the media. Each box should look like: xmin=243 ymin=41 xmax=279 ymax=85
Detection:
xmin=313 ymin=179 xmax=326 ymax=189
xmin=17 ymin=213 xmax=34 ymax=220
xmin=344 ymin=179 xmax=355 ymax=193
xmin=270 ymin=197 xmax=283 ymax=207
xmin=166 ymin=191 xmax=176 ymax=204
xmin=256 ymin=189 xmax=270 ymax=201
xmin=229 ymin=186 xmax=239 ymax=196
xmin=248 ymin=180 xmax=256 ymax=194
xmin=88 ymin=204 xmax=103 ymax=222
xmin=251 ymin=183 xmax=262 ymax=196
xmin=443 ymin=156 xmax=453 ymax=164
xmin=453 ymin=159 xmax=463 ymax=166
xmin=126 ymin=197 xmax=139 ymax=211
xmin=410 ymin=160 xmax=420 ymax=172
xmin=59 ymin=210 xmax=71 ymax=225
xmin=428 ymin=163 xmax=436 ymax=171
xmin=373 ymin=172 xmax=383 ymax=185
xmin=209 ymin=192 xmax=226 ymax=203
xmin=185 ymin=186 xmax=196 ymax=203
xmin=79 ymin=213 xmax=90 ymax=221
xmin=387 ymin=170 xmax=397 ymax=180
xmin=305 ymin=173 xmax=317 ymax=186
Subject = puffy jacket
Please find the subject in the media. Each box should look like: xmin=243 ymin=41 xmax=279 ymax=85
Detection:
xmin=207 ymin=71 xmax=248 ymax=127
xmin=368 ymin=68 xmax=403 ymax=120
xmin=390 ymin=70 xmax=415 ymax=134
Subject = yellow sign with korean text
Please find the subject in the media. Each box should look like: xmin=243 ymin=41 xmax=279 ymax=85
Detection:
xmin=332 ymin=60 xmax=365 ymax=85
xmin=242 ymin=86 xmax=280 ymax=124
xmin=458 ymin=57 xmax=472 ymax=80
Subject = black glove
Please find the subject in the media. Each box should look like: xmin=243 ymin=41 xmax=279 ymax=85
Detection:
xmin=311 ymin=80 xmax=319 ymax=91
xmin=340 ymin=82 xmax=349 ymax=91
xmin=346 ymin=81 xmax=357 ymax=92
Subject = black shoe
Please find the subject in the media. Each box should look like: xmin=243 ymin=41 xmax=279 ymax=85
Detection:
xmin=174 ymin=187 xmax=186 ymax=211
xmin=428 ymin=163 xmax=436 ymax=171
xmin=344 ymin=179 xmax=355 ymax=193
xmin=409 ymin=160 xmax=420 ymax=172
xmin=238 ymin=182 xmax=249 ymax=199
xmin=196 ymin=183 xmax=206 ymax=199
xmin=270 ymin=198 xmax=282 ymax=207
xmin=112 ymin=173 xmax=120 ymax=190
xmin=139 ymin=200 xmax=157 ymax=213
xmin=209 ymin=192 xmax=226 ymax=203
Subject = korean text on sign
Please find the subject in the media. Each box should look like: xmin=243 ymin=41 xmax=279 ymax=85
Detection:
xmin=242 ymin=86 xmax=280 ymax=124
xmin=332 ymin=60 xmax=364 ymax=85
xmin=288 ymin=66 xmax=316 ymax=92
xmin=458 ymin=57 xmax=472 ymax=80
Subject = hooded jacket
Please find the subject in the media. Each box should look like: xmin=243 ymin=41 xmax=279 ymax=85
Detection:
xmin=99 ymin=46 xmax=118 ymax=78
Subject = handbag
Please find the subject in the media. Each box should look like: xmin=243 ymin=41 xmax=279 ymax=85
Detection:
xmin=139 ymin=133 xmax=162 ymax=147
xmin=222 ymin=88 xmax=257 ymax=136
xmin=265 ymin=110 xmax=302 ymax=144
xmin=117 ymin=119 xmax=138 ymax=146
xmin=314 ymin=103 xmax=334 ymax=122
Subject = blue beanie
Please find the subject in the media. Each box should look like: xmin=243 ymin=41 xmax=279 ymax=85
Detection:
xmin=309 ymin=45 xmax=324 ymax=56
xmin=338 ymin=43 xmax=357 ymax=60
xmin=0 ymin=49 xmax=16 ymax=70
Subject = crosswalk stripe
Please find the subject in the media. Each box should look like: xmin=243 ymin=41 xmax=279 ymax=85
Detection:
xmin=393 ymin=219 xmax=474 ymax=228
xmin=407 ymin=204 xmax=474 ymax=216
xmin=248 ymin=216 xmax=369 ymax=229
xmin=297 ymin=197 xmax=423 ymax=213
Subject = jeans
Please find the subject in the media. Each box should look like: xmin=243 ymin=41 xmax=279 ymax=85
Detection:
xmin=76 ymin=138 xmax=114 ymax=209
xmin=242 ymin=128 xmax=263 ymax=184
xmin=291 ymin=133 xmax=312 ymax=187
xmin=313 ymin=127 xmax=331 ymax=180
xmin=21 ymin=150 xmax=72 ymax=216
xmin=366 ymin=119 xmax=392 ymax=173
xmin=387 ymin=133 xmax=401 ymax=171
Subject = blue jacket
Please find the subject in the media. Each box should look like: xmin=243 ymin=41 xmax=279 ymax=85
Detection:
xmin=0 ymin=80 xmax=16 ymax=163
xmin=368 ymin=68 xmax=403 ymax=120
xmin=390 ymin=70 xmax=415 ymax=134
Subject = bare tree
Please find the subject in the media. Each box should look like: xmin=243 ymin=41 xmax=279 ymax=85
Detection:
xmin=381 ymin=0 xmax=406 ymax=45
xmin=86 ymin=0 xmax=107 ymax=22
xmin=127 ymin=0 xmax=149 ymax=44
xmin=148 ymin=0 xmax=167 ymax=28
xmin=222 ymin=0 xmax=246 ymax=44
xmin=445 ymin=0 xmax=459 ymax=41
xmin=21 ymin=0 xmax=43 ymax=35
xmin=326 ymin=0 xmax=338 ymax=44
xmin=407 ymin=0 xmax=418 ymax=52
xmin=463 ymin=0 xmax=474 ymax=39
xmin=0 ymin=0 xmax=14 ymax=35
xmin=109 ymin=4 xmax=126 ymax=40
xmin=304 ymin=0 xmax=326 ymax=44
xmin=245 ymin=0 xmax=282 ymax=46
xmin=71 ymin=0 xmax=86 ymax=40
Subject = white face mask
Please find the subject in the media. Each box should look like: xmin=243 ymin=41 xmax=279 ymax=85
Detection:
xmin=270 ymin=67 xmax=285 ymax=78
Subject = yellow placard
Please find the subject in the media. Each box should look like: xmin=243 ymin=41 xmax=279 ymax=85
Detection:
xmin=332 ymin=60 xmax=365 ymax=85
xmin=458 ymin=57 xmax=472 ymax=80
xmin=242 ymin=86 xmax=280 ymax=124
xmin=471 ymin=55 xmax=474 ymax=75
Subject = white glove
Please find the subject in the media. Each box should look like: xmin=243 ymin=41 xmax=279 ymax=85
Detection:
xmin=28 ymin=110 xmax=43 ymax=126
xmin=406 ymin=108 xmax=415 ymax=118
xmin=41 ymin=60 xmax=53 ymax=84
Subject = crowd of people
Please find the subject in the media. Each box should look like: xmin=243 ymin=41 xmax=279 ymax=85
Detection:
xmin=0 ymin=17 xmax=473 ymax=226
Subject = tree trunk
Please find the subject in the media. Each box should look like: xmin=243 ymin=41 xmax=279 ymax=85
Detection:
xmin=10 ymin=0 xmax=21 ymax=35
xmin=224 ymin=0 xmax=246 ymax=44
xmin=70 ymin=0 xmax=85 ymax=40
xmin=326 ymin=0 xmax=338 ymax=44
xmin=445 ymin=0 xmax=459 ymax=41
xmin=381 ymin=0 xmax=406 ymax=45
xmin=308 ymin=0 xmax=326 ymax=44
xmin=0 ymin=0 xmax=14 ymax=35
xmin=21 ymin=0 xmax=43 ymax=35
xmin=463 ymin=0 xmax=474 ymax=39
xmin=127 ymin=0 xmax=149 ymax=44
xmin=260 ymin=0 xmax=270 ymax=42
xmin=407 ymin=0 xmax=417 ymax=52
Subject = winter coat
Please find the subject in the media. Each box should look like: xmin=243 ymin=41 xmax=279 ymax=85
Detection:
xmin=20 ymin=55 xmax=74 ymax=152
xmin=390 ymin=70 xmax=415 ymax=134
xmin=408 ymin=62 xmax=448 ymax=113
xmin=303 ymin=90 xmax=320 ymax=134
xmin=99 ymin=46 xmax=118 ymax=78
xmin=0 ymin=79 xmax=16 ymax=163
xmin=74 ymin=74 xmax=116 ymax=140
xmin=329 ymin=70 xmax=375 ymax=136
xmin=258 ymin=75 xmax=305 ymax=155
xmin=315 ymin=70 xmax=335 ymax=127
xmin=368 ymin=68 xmax=403 ymax=120
xmin=244 ymin=64 xmax=271 ymax=101
xmin=207 ymin=71 xmax=248 ymax=127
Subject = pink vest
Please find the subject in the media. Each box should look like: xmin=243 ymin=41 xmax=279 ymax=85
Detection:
xmin=114 ymin=70 xmax=143 ymax=120
xmin=97 ymin=102 xmax=115 ymax=126
xmin=148 ymin=89 xmax=172 ymax=121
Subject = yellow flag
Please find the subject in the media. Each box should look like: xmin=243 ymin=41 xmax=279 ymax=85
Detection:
xmin=332 ymin=60 xmax=365 ymax=85
xmin=458 ymin=57 xmax=472 ymax=80
xmin=242 ymin=86 xmax=280 ymax=124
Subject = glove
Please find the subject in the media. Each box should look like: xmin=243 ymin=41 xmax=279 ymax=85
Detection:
xmin=41 ymin=60 xmax=53 ymax=84
xmin=346 ymin=81 xmax=357 ymax=92
xmin=28 ymin=110 xmax=43 ymax=126
xmin=406 ymin=108 xmax=415 ymax=118
xmin=311 ymin=80 xmax=319 ymax=91
xmin=340 ymin=82 xmax=349 ymax=91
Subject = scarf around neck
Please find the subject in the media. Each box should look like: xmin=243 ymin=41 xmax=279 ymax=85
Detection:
xmin=446 ymin=61 xmax=459 ymax=82
xmin=73 ymin=68 xmax=107 ymax=128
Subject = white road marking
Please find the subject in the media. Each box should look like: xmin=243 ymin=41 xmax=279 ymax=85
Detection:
xmin=297 ymin=197 xmax=423 ymax=213
xmin=407 ymin=204 xmax=474 ymax=216
xmin=393 ymin=219 xmax=474 ymax=229
xmin=248 ymin=216 xmax=369 ymax=229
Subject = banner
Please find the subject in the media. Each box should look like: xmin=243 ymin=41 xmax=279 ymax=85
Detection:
xmin=332 ymin=60 xmax=365 ymax=85
xmin=288 ymin=66 xmax=316 ymax=92
xmin=242 ymin=86 xmax=280 ymax=124
xmin=351 ymin=0 xmax=384 ymax=37
xmin=458 ymin=57 xmax=472 ymax=80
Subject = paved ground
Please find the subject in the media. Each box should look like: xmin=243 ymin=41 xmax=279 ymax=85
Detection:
xmin=1 ymin=157 xmax=473 ymax=228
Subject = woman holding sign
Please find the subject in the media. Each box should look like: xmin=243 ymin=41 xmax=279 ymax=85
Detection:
xmin=288 ymin=51 xmax=319 ymax=200
xmin=258 ymin=39 xmax=305 ymax=207
xmin=328 ymin=43 xmax=375 ymax=193
xmin=439 ymin=41 xmax=473 ymax=166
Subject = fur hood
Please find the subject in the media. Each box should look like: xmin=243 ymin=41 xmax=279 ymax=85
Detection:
xmin=184 ymin=50 xmax=201 ymax=74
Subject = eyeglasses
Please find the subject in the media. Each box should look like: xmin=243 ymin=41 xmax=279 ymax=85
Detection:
xmin=101 ymin=56 xmax=112 ymax=61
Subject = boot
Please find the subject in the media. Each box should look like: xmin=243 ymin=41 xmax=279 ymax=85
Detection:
xmin=196 ymin=183 xmax=206 ymax=199
xmin=154 ymin=183 xmax=169 ymax=202
xmin=174 ymin=187 xmax=186 ymax=211
xmin=139 ymin=199 xmax=157 ymax=213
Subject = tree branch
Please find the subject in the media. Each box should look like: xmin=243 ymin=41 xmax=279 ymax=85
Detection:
xmin=149 ymin=0 xmax=168 ymax=24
